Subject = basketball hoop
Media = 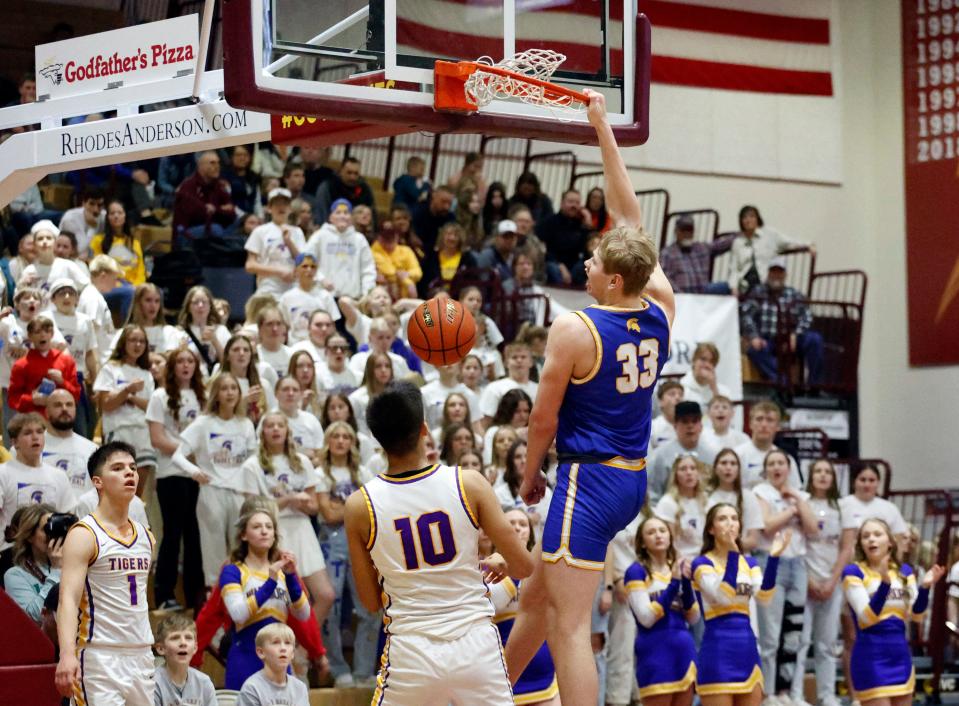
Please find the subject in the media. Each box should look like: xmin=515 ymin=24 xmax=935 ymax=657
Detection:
xmin=434 ymin=49 xmax=590 ymax=115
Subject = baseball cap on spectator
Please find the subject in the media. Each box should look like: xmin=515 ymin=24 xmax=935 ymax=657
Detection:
xmin=768 ymin=256 xmax=787 ymax=272
xmin=267 ymin=187 xmax=293 ymax=203
xmin=294 ymin=252 xmax=317 ymax=266
xmin=49 ymin=278 xmax=78 ymax=297
xmin=330 ymin=198 xmax=352 ymax=215
xmin=497 ymin=220 xmax=518 ymax=236
xmin=674 ymin=401 xmax=703 ymax=419
xmin=31 ymin=219 xmax=60 ymax=237
xmin=675 ymin=215 xmax=694 ymax=231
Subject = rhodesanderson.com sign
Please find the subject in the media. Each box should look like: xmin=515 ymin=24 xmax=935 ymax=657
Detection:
xmin=35 ymin=15 xmax=199 ymax=101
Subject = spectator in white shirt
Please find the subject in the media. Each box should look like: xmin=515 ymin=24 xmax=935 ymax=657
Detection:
xmin=728 ymin=205 xmax=814 ymax=295
xmin=701 ymin=394 xmax=749 ymax=449
xmin=78 ymin=255 xmax=119 ymax=366
xmin=177 ymin=285 xmax=232 ymax=375
xmin=57 ymin=187 xmax=105 ymax=256
xmin=479 ymin=342 xmax=538 ymax=429
xmin=348 ymin=317 xmax=410 ymax=380
xmin=290 ymin=309 xmax=336 ymax=366
xmin=279 ymin=253 xmax=340 ymax=344
xmin=305 ymin=198 xmax=377 ymax=299
xmin=347 ymin=352 xmax=393 ymax=435
xmin=319 ymin=334 xmax=359 ymax=391
xmin=42 ymin=389 xmax=98 ymax=494
xmin=244 ymin=187 xmax=306 ymax=298
xmin=647 ymin=401 xmax=720 ymax=504
xmin=421 ymin=361 xmax=481 ymax=432
xmin=649 ymin=380 xmax=683 ymax=452
xmin=734 ymin=400 xmax=801 ymax=489
xmin=706 ymin=447 xmax=763 ymax=552
xmin=125 ymin=283 xmax=185 ymax=356
xmin=256 ymin=305 xmax=293 ymax=379
xmin=678 ymin=342 xmax=731 ymax=408
xmin=18 ymin=220 xmax=90 ymax=298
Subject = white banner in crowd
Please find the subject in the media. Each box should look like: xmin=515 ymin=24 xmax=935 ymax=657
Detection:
xmin=663 ymin=294 xmax=744 ymax=423
xmin=35 ymin=15 xmax=198 ymax=101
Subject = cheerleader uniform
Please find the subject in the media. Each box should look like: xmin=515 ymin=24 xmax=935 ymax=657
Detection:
xmin=841 ymin=562 xmax=929 ymax=701
xmin=692 ymin=551 xmax=779 ymax=695
xmin=219 ymin=561 xmax=311 ymax=689
xmin=625 ymin=563 xmax=698 ymax=699
xmin=489 ymin=578 xmax=559 ymax=704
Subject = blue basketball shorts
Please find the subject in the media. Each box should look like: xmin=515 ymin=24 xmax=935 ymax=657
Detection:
xmin=541 ymin=459 xmax=647 ymax=569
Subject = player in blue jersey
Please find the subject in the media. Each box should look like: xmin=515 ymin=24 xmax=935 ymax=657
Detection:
xmin=504 ymin=91 xmax=676 ymax=704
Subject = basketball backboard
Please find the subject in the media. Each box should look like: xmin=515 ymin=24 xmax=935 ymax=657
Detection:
xmin=221 ymin=0 xmax=650 ymax=145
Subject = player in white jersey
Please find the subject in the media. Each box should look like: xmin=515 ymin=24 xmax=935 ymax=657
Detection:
xmin=344 ymin=382 xmax=535 ymax=706
xmin=55 ymin=441 xmax=156 ymax=706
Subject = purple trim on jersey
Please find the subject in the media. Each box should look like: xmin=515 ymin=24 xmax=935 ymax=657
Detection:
xmin=80 ymin=648 xmax=90 ymax=705
xmin=375 ymin=637 xmax=392 ymax=706
xmin=376 ymin=465 xmax=440 ymax=484
xmin=492 ymin=623 xmax=515 ymax=699
xmin=89 ymin=514 xmax=138 ymax=548
xmin=85 ymin=577 xmax=95 ymax=642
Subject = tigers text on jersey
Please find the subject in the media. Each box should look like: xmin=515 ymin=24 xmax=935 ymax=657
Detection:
xmin=74 ymin=513 xmax=155 ymax=649
xmin=557 ymin=301 xmax=670 ymax=460
xmin=360 ymin=464 xmax=493 ymax=640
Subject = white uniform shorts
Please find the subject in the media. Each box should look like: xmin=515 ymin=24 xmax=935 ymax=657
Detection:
xmin=372 ymin=622 xmax=514 ymax=706
xmin=74 ymin=646 xmax=154 ymax=706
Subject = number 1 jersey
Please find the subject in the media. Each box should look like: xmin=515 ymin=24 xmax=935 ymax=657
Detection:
xmin=557 ymin=301 xmax=671 ymax=460
xmin=360 ymin=464 xmax=493 ymax=640
xmin=74 ymin=513 xmax=154 ymax=649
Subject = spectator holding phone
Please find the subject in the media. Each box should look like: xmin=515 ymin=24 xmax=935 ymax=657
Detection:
xmin=8 ymin=315 xmax=81 ymax=415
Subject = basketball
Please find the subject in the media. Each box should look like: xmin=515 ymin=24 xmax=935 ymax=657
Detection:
xmin=407 ymin=296 xmax=476 ymax=366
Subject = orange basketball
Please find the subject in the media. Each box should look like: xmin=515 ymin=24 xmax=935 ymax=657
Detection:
xmin=407 ymin=296 xmax=476 ymax=366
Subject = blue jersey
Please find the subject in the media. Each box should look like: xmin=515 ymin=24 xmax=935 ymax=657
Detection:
xmin=557 ymin=301 xmax=670 ymax=460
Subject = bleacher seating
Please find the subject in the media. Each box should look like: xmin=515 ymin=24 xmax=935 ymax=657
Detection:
xmin=0 ymin=589 xmax=60 ymax=706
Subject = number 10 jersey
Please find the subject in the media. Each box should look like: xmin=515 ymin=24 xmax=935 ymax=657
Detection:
xmin=557 ymin=301 xmax=671 ymax=461
xmin=74 ymin=513 xmax=155 ymax=649
xmin=360 ymin=464 xmax=493 ymax=640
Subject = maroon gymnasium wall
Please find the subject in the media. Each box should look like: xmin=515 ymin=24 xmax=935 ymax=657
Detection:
xmin=902 ymin=0 xmax=959 ymax=366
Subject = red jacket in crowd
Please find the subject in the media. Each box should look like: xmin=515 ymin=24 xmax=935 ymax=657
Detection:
xmin=8 ymin=348 xmax=81 ymax=415
xmin=172 ymin=171 xmax=236 ymax=236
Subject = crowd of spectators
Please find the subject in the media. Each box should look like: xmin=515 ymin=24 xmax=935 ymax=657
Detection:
xmin=0 ymin=136 xmax=938 ymax=704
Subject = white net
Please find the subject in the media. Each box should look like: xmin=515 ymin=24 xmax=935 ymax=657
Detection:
xmin=464 ymin=49 xmax=585 ymax=111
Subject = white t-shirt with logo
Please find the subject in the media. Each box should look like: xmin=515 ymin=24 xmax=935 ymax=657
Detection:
xmin=50 ymin=309 xmax=96 ymax=377
xmin=479 ymin=377 xmax=538 ymax=419
xmin=838 ymin=494 xmax=907 ymax=535
xmin=805 ymin=497 xmax=842 ymax=581
xmin=653 ymin=493 xmax=707 ymax=559
xmin=257 ymin=344 xmax=292 ymax=380
xmin=146 ymin=387 xmax=202 ymax=479
xmin=753 ymin=481 xmax=811 ymax=558
xmin=0 ymin=459 xmax=77 ymax=548
xmin=244 ymin=452 xmax=321 ymax=519
xmin=41 ymin=431 xmax=98 ymax=494
xmin=707 ymin=487 xmax=765 ymax=533
xmin=77 ymin=285 xmax=115 ymax=366
xmin=734 ymin=440 xmax=802 ymax=489
xmin=314 ymin=464 xmax=374 ymax=511
xmin=20 ymin=258 xmax=90 ymax=298
xmin=177 ymin=414 xmax=258 ymax=492
xmin=245 ymin=222 xmax=306 ymax=297
xmin=93 ymin=362 xmax=155 ymax=435
xmin=421 ymin=381 xmax=481 ymax=431
xmin=279 ymin=286 xmax=341 ymax=344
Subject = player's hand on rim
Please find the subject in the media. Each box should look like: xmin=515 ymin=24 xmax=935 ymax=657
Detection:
xmin=481 ymin=552 xmax=509 ymax=584
xmin=519 ymin=472 xmax=546 ymax=506
xmin=584 ymin=88 xmax=608 ymax=127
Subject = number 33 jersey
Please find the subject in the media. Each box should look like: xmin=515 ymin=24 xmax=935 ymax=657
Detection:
xmin=74 ymin=514 xmax=155 ymax=649
xmin=360 ymin=464 xmax=493 ymax=640
xmin=557 ymin=301 xmax=671 ymax=460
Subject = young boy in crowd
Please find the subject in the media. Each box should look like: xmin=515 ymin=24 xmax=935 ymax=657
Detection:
xmin=8 ymin=315 xmax=81 ymax=415
xmin=649 ymin=380 xmax=683 ymax=451
xmin=154 ymin=614 xmax=217 ymax=706
xmin=479 ymin=342 xmax=538 ymax=429
xmin=245 ymin=187 xmax=307 ymax=298
xmin=734 ymin=399 xmax=801 ymax=488
xmin=47 ymin=278 xmax=98 ymax=435
xmin=237 ymin=623 xmax=309 ymax=706
xmin=701 ymin=394 xmax=749 ymax=449
xmin=279 ymin=253 xmax=340 ymax=344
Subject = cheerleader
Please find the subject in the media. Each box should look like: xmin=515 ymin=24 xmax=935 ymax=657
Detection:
xmin=218 ymin=501 xmax=311 ymax=689
xmin=693 ymin=503 xmax=790 ymax=706
xmin=654 ymin=453 xmax=710 ymax=560
xmin=706 ymin=448 xmax=764 ymax=552
xmin=173 ymin=372 xmax=259 ymax=586
xmin=273 ymin=376 xmax=323 ymax=466
xmin=625 ymin=516 xmax=698 ymax=706
xmin=842 ymin=518 xmax=943 ymax=706
xmin=792 ymin=459 xmax=844 ymax=706
xmin=488 ymin=508 xmax=559 ymax=706
xmin=314 ymin=421 xmax=379 ymax=687
xmin=146 ymin=347 xmax=206 ymax=611
xmin=243 ymin=411 xmax=335 ymax=628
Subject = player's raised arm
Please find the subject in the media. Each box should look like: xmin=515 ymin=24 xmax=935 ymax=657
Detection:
xmin=462 ymin=469 xmax=535 ymax=579
xmin=55 ymin=523 xmax=97 ymax=696
xmin=586 ymin=90 xmax=641 ymax=228
xmin=343 ymin=489 xmax=384 ymax=613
